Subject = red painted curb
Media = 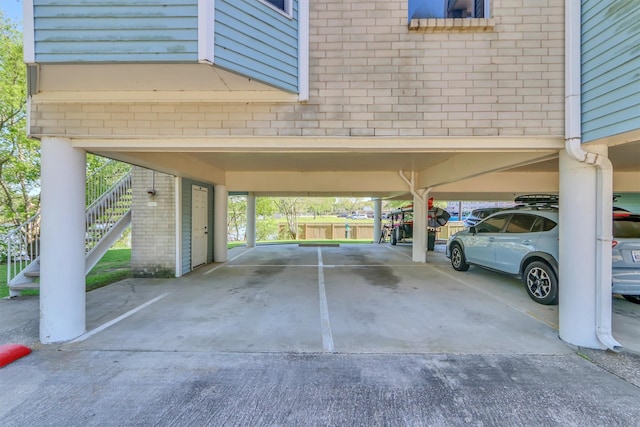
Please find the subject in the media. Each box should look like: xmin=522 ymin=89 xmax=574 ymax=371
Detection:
xmin=0 ymin=344 xmax=32 ymax=368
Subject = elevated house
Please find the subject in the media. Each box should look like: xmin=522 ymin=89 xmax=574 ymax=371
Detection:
xmin=19 ymin=0 xmax=640 ymax=347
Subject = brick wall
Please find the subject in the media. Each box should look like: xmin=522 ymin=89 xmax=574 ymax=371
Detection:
xmin=131 ymin=167 xmax=176 ymax=277
xmin=29 ymin=0 xmax=564 ymax=139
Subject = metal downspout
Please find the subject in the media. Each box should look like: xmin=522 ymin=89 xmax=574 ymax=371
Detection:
xmin=565 ymin=0 xmax=620 ymax=351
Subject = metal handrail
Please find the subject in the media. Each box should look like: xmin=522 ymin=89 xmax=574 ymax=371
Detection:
xmin=4 ymin=159 xmax=132 ymax=288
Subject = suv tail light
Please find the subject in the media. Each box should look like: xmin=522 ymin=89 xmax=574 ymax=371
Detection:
xmin=612 ymin=240 xmax=618 ymax=248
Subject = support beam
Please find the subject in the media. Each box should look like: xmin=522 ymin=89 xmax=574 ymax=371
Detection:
xmin=40 ymin=137 xmax=86 ymax=343
xmin=94 ymin=152 xmax=226 ymax=187
xmin=412 ymin=192 xmax=427 ymax=263
xmin=174 ymin=177 xmax=183 ymax=277
xmin=373 ymin=198 xmax=382 ymax=243
xmin=246 ymin=193 xmax=256 ymax=248
xmin=226 ymin=171 xmax=407 ymax=194
xmin=419 ymin=152 xmax=558 ymax=188
xmin=214 ymin=184 xmax=228 ymax=262
xmin=558 ymin=150 xmax=603 ymax=348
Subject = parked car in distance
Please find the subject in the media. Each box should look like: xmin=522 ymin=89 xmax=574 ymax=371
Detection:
xmin=351 ymin=214 xmax=369 ymax=220
xmin=464 ymin=207 xmax=506 ymax=227
xmin=612 ymin=212 xmax=640 ymax=304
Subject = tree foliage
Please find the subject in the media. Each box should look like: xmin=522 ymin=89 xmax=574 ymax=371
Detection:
xmin=275 ymin=197 xmax=300 ymax=239
xmin=227 ymin=196 xmax=246 ymax=241
xmin=0 ymin=14 xmax=39 ymax=227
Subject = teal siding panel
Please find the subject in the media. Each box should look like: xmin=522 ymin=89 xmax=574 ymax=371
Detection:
xmin=214 ymin=0 xmax=299 ymax=93
xmin=34 ymin=0 xmax=198 ymax=63
xmin=581 ymin=0 xmax=640 ymax=143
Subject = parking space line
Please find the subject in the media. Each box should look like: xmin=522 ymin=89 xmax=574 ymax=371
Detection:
xmin=225 ymin=264 xmax=419 ymax=268
xmin=425 ymin=264 xmax=559 ymax=330
xmin=69 ymin=292 xmax=171 ymax=343
xmin=203 ymin=247 xmax=256 ymax=275
xmin=317 ymin=247 xmax=335 ymax=353
xmin=385 ymin=245 xmax=412 ymax=258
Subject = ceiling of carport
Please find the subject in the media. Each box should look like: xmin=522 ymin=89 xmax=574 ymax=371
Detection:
xmin=87 ymin=133 xmax=638 ymax=202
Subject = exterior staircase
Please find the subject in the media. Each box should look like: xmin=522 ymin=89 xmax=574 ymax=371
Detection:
xmin=4 ymin=160 xmax=132 ymax=297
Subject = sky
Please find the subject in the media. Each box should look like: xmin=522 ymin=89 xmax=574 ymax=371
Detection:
xmin=1 ymin=0 xmax=23 ymax=26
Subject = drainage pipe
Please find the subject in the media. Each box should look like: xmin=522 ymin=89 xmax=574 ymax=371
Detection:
xmin=565 ymin=0 xmax=620 ymax=350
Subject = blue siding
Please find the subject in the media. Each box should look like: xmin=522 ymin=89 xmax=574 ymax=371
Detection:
xmin=181 ymin=179 xmax=214 ymax=275
xmin=582 ymin=0 xmax=640 ymax=142
xmin=214 ymin=0 xmax=299 ymax=93
xmin=34 ymin=0 xmax=198 ymax=62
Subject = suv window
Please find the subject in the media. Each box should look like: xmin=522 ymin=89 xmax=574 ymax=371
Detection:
xmin=613 ymin=216 xmax=640 ymax=238
xmin=505 ymin=214 xmax=537 ymax=233
xmin=475 ymin=214 xmax=509 ymax=233
xmin=530 ymin=216 xmax=557 ymax=232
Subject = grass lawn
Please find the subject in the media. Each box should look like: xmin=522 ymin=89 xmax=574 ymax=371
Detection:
xmin=282 ymin=216 xmax=374 ymax=224
xmin=0 ymin=248 xmax=133 ymax=298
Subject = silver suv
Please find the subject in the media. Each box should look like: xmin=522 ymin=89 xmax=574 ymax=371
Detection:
xmin=446 ymin=197 xmax=559 ymax=305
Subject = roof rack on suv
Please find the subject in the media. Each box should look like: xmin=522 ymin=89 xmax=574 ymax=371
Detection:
xmin=513 ymin=194 xmax=558 ymax=210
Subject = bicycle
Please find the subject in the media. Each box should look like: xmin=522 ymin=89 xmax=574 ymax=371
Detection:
xmin=378 ymin=224 xmax=391 ymax=244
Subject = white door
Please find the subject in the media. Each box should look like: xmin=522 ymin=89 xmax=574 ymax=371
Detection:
xmin=191 ymin=185 xmax=208 ymax=269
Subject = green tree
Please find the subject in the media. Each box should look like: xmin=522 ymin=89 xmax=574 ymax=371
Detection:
xmin=256 ymin=197 xmax=277 ymax=240
xmin=0 ymin=14 xmax=39 ymax=228
xmin=228 ymin=196 xmax=246 ymax=241
xmin=256 ymin=197 xmax=277 ymax=217
xmin=275 ymin=197 xmax=300 ymax=239
xmin=303 ymin=197 xmax=335 ymax=218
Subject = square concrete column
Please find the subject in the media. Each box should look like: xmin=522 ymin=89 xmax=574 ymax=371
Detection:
xmin=214 ymin=184 xmax=228 ymax=262
xmin=40 ymin=137 xmax=87 ymax=343
xmin=412 ymin=193 xmax=427 ymax=263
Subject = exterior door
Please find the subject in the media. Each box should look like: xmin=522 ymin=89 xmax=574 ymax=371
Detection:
xmin=191 ymin=185 xmax=208 ymax=269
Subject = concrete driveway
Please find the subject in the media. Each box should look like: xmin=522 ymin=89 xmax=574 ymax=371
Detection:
xmin=2 ymin=243 xmax=640 ymax=425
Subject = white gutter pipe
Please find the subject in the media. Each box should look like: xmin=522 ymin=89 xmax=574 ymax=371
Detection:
xmin=565 ymin=0 xmax=620 ymax=350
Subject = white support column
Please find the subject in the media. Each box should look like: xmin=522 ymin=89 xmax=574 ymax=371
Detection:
xmin=558 ymin=149 xmax=603 ymax=349
xmin=246 ymin=193 xmax=256 ymax=248
xmin=174 ymin=177 xmax=183 ymax=278
xmin=214 ymin=184 xmax=228 ymax=262
xmin=40 ymin=137 xmax=86 ymax=343
xmin=373 ymin=198 xmax=382 ymax=243
xmin=412 ymin=193 xmax=427 ymax=263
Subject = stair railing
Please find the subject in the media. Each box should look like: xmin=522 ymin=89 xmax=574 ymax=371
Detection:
xmin=85 ymin=172 xmax=132 ymax=254
xmin=4 ymin=214 xmax=40 ymax=287
xmin=4 ymin=159 xmax=132 ymax=288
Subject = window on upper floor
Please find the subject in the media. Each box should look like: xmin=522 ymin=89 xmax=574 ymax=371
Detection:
xmin=261 ymin=0 xmax=293 ymax=17
xmin=409 ymin=0 xmax=489 ymax=20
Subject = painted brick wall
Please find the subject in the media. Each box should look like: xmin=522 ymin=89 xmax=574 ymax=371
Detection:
xmin=29 ymin=0 xmax=564 ymax=139
xmin=131 ymin=167 xmax=176 ymax=277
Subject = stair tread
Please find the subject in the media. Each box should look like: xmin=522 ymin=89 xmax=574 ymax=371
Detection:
xmin=9 ymin=283 xmax=40 ymax=290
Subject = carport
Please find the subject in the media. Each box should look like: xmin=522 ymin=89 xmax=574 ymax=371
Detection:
xmin=22 ymin=0 xmax=640 ymax=351
xmin=36 ymin=243 xmax=634 ymax=355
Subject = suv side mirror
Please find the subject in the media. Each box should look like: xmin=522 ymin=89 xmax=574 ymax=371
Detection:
xmin=470 ymin=226 xmax=477 ymax=235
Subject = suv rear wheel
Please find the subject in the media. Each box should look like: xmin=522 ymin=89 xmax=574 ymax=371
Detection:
xmin=523 ymin=261 xmax=558 ymax=305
